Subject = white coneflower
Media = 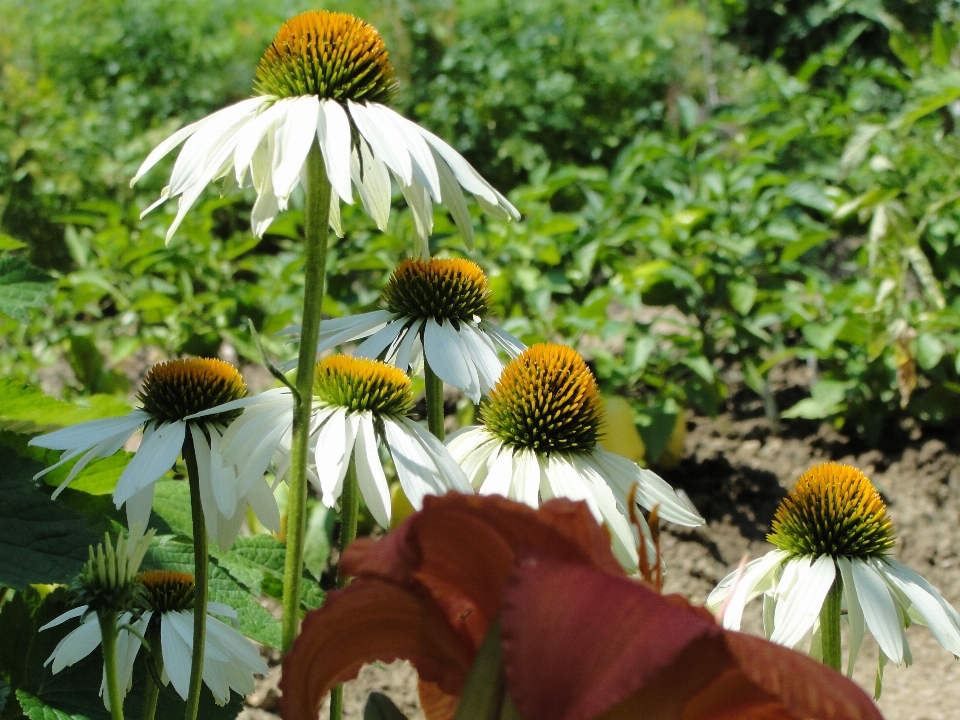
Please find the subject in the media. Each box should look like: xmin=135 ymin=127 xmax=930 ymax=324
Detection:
xmin=43 ymin=571 xmax=267 ymax=707
xmin=281 ymin=258 xmax=523 ymax=402
xmin=191 ymin=356 xmax=472 ymax=527
xmin=445 ymin=343 xmax=703 ymax=570
xmin=708 ymin=462 xmax=960 ymax=693
xmin=131 ymin=11 xmax=518 ymax=255
xmin=29 ymin=359 xmax=279 ymax=545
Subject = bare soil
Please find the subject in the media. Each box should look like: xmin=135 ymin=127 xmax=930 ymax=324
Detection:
xmin=241 ymin=374 xmax=960 ymax=720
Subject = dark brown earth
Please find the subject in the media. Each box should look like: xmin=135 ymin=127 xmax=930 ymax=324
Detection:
xmin=241 ymin=371 xmax=960 ymax=720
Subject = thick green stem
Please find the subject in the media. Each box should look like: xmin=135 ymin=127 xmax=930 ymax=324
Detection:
xmin=424 ymin=361 xmax=445 ymax=441
xmin=98 ymin=611 xmax=125 ymax=720
xmin=819 ymin=570 xmax=843 ymax=672
xmin=329 ymin=459 xmax=360 ymax=720
xmin=282 ymin=144 xmax=332 ymax=654
xmin=140 ymin=625 xmax=163 ymax=720
xmin=183 ymin=432 xmax=208 ymax=720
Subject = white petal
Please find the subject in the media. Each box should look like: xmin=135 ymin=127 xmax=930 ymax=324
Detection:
xmin=399 ymin=181 xmax=434 ymax=257
xmin=590 ymin=448 xmax=703 ymax=527
xmin=457 ymin=323 xmax=504 ymax=395
xmin=837 ymin=556 xmax=866 ymax=677
xmin=567 ymin=455 xmax=640 ymax=570
xmin=708 ymin=551 xmax=788 ymax=631
xmin=413 ymin=125 xmax=498 ymax=203
xmin=315 ymin=409 xmax=358 ymax=506
xmin=328 ymin=192 xmax=343 ymax=237
xmin=234 ymin=101 xmax=287 ymax=186
xmin=161 ymin=612 xmax=195 ymax=699
xmin=771 ymin=556 xmax=836 ymax=648
xmin=424 ymin=318 xmax=478 ymax=401
xmin=132 ymin=97 xmax=268 ymax=186
xmin=317 ymin=100 xmax=354 ymax=204
xmin=50 ymin=429 xmax=132 ymax=497
xmin=352 ymin=414 xmax=391 ymax=528
xmin=351 ymin=141 xmax=392 ymax=231
xmin=511 ymin=449 xmax=542 ymax=508
xmin=243 ymin=477 xmax=282 ymax=534
xmin=191 ymin=424 xmax=235 ymax=519
xmin=271 ymin=96 xmax=320 ymax=202
xmin=40 ymin=605 xmax=89 ymax=632
xmin=850 ymin=558 xmax=904 ymax=663
xmin=879 ymin=557 xmax=960 ymax=656
xmin=375 ymin=106 xmax=441 ymax=201
xmin=349 ymin=101 xmax=412 ymax=185
xmin=250 ymin=144 xmax=281 ymax=238
xmin=383 ymin=419 xmax=443 ymax=508
xmin=125 ymin=484 xmax=156 ymax=537
xmin=433 ymin=150 xmax=474 ymax=249
xmin=29 ymin=411 xmax=147 ymax=451
xmin=113 ymin=421 xmax=186 ymax=505
xmin=353 ymin=319 xmax=408 ymax=361
xmin=396 ymin=417 xmax=472 ymax=494
xmin=482 ymin=322 xmax=526 ymax=357
xmin=479 ymin=446 xmax=517 ymax=500
xmin=186 ymin=387 xmax=290 ymax=420
xmin=50 ymin=616 xmax=102 ymax=672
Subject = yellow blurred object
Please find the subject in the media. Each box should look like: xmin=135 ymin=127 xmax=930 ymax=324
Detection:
xmin=390 ymin=482 xmax=416 ymax=530
xmin=599 ymin=396 xmax=646 ymax=464
xmin=30 ymin=584 xmax=58 ymax=600
xmin=657 ymin=411 xmax=687 ymax=469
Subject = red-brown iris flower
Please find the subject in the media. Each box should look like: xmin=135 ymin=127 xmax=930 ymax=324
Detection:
xmin=281 ymin=493 xmax=884 ymax=720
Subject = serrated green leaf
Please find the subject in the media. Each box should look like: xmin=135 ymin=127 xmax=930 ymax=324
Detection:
xmin=0 ymin=448 xmax=99 ymax=590
xmin=17 ymin=692 xmax=91 ymax=720
xmin=0 ymin=257 xmax=55 ymax=322
xmin=143 ymin=537 xmax=281 ymax=647
xmin=149 ymin=480 xmax=193 ymax=538
xmin=0 ymin=379 xmax=130 ymax=436
xmin=219 ymin=535 xmax=325 ymax=612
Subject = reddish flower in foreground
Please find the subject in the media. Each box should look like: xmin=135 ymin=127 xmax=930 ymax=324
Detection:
xmin=281 ymin=494 xmax=884 ymax=720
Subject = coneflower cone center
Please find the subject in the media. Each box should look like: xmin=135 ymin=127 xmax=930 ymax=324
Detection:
xmin=314 ymin=356 xmax=413 ymax=416
xmin=482 ymin=343 xmax=603 ymax=454
xmin=768 ymin=462 xmax=896 ymax=558
xmin=255 ymin=10 xmax=396 ymax=103
xmin=382 ymin=258 xmax=491 ymax=324
xmin=138 ymin=571 xmax=195 ymax=613
xmin=138 ymin=358 xmax=248 ymax=424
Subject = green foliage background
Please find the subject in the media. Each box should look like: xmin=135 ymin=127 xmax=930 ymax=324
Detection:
xmin=1 ymin=0 xmax=959 ymax=440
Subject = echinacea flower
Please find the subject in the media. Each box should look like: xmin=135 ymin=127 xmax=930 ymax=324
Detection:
xmin=29 ymin=358 xmax=280 ymax=547
xmin=44 ymin=570 xmax=267 ymax=706
xmin=192 ymin=356 xmax=472 ymax=528
xmin=280 ymin=492 xmax=883 ymax=720
xmin=707 ymin=462 xmax=960 ymax=693
xmin=282 ymin=258 xmax=524 ymax=402
xmin=445 ymin=343 xmax=703 ymax=570
xmin=132 ymin=11 xmax=518 ymax=254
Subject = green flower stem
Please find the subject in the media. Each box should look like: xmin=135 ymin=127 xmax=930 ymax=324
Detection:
xmin=820 ymin=570 xmax=843 ymax=672
xmin=330 ymin=458 xmax=360 ymax=720
xmin=98 ymin=611 xmax=125 ymax=720
xmin=424 ymin=361 xmax=445 ymax=441
xmin=183 ymin=431 xmax=208 ymax=720
xmin=141 ymin=625 xmax=164 ymax=720
xmin=282 ymin=143 xmax=332 ymax=654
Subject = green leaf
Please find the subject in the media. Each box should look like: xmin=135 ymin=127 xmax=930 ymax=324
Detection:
xmin=888 ymin=30 xmax=920 ymax=74
xmin=0 ymin=234 xmax=27 ymax=251
xmin=916 ymin=334 xmax=945 ymax=370
xmin=0 ymin=448 xmax=99 ymax=590
xmin=143 ymin=537 xmax=282 ymax=647
xmin=303 ymin=502 xmax=334 ymax=581
xmin=219 ymin=535 xmax=325 ymax=612
xmin=893 ymin=85 xmax=960 ymax=131
xmin=149 ymin=480 xmax=193 ymax=538
xmin=781 ymin=381 xmax=852 ymax=420
xmin=17 ymin=692 xmax=91 ymax=720
xmin=453 ymin=618 xmax=505 ymax=720
xmin=784 ymin=182 xmax=836 ymax=214
xmin=41 ymin=453 xmax=131 ymax=497
xmin=802 ymin=318 xmax=846 ymax=352
xmin=0 ymin=379 xmax=130 ymax=436
xmin=0 ymin=257 xmax=55 ymax=322
xmin=780 ymin=230 xmax=833 ymax=263
xmin=364 ymin=692 xmax=411 ymax=720
xmin=728 ymin=277 xmax=757 ymax=315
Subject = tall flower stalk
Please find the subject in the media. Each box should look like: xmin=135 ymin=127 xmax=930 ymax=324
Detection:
xmin=282 ymin=147 xmax=332 ymax=653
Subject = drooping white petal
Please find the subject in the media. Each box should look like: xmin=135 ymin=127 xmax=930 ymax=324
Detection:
xmin=50 ymin=429 xmax=133 ymax=498
xmin=390 ymin=320 xmax=423 ymax=371
xmin=395 ymin=416 xmax=473 ymax=494
xmin=433 ymin=150 xmax=474 ymax=249
xmin=233 ymin=101 xmax=287 ymax=187
xmin=850 ymin=558 xmax=904 ymax=663
xmin=328 ymin=192 xmax=343 ymax=237
xmin=113 ymin=420 xmax=186 ymax=506
xmin=243 ymin=476 xmax=282 ymax=534
xmin=352 ymin=414 xmax=391 ymax=528
xmin=348 ymin=101 xmax=412 ymax=185
xmin=399 ymin=181 xmax=434 ymax=257
xmin=124 ymin=484 xmax=156 ymax=537
xmin=250 ymin=143 xmax=281 ymax=238
xmin=424 ymin=318 xmax=478 ymax=401
xmin=353 ymin=319 xmax=408 ymax=361
xmin=351 ymin=140 xmax=392 ymax=231
xmin=770 ymin=555 xmax=836 ymax=648
xmin=879 ymin=557 xmax=960 ymax=656
xmin=30 ymin=411 xmax=147 ymax=452
xmin=375 ymin=106 xmax=441 ymax=201
xmin=709 ymin=550 xmax=788 ymax=631
xmin=413 ymin=125 xmax=498 ymax=204
xmin=132 ymin=97 xmax=269 ymax=186
xmin=444 ymin=426 xmax=501 ymax=489
xmin=272 ymin=96 xmax=320 ymax=202
xmin=48 ymin=615 xmax=102 ymax=672
xmin=837 ymin=556 xmax=866 ymax=677
xmin=114 ymin=612 xmax=149 ymax=697
xmin=317 ymin=100 xmax=354 ymax=204
xmin=477 ymin=444 xmax=515 ymax=499
xmin=589 ymin=448 xmax=703 ymax=527
xmin=482 ymin=322 xmax=526 ymax=357
xmin=315 ymin=409 xmax=358 ymax=506
xmin=187 ymin=387 xmax=290 ymax=421
xmin=457 ymin=322 xmax=504 ymax=394
xmin=40 ymin=605 xmax=89 ymax=632
xmin=161 ymin=612 xmax=195 ymax=699
xmin=189 ymin=423 xmax=234 ymax=520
